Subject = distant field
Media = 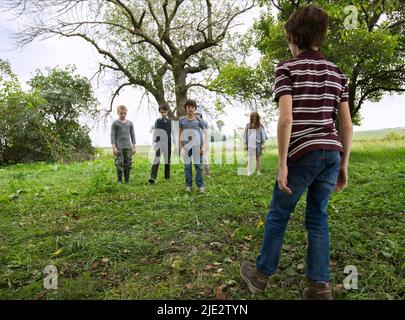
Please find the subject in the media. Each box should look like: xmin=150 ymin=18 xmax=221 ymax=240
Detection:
xmin=353 ymin=127 xmax=405 ymax=140
xmin=0 ymin=137 xmax=404 ymax=300
xmin=97 ymin=128 xmax=405 ymax=155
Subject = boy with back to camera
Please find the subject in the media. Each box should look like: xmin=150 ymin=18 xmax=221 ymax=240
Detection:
xmin=240 ymin=4 xmax=353 ymax=300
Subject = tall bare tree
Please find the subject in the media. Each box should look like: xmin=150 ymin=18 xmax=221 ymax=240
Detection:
xmin=4 ymin=0 xmax=256 ymax=118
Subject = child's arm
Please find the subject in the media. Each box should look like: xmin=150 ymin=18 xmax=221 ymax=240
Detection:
xmin=335 ymin=101 xmax=353 ymax=191
xmin=261 ymin=127 xmax=267 ymax=149
xmin=130 ymin=122 xmax=136 ymax=155
xmin=202 ymin=128 xmax=208 ymax=155
xmin=178 ymin=127 xmax=183 ymax=155
xmin=111 ymin=122 xmax=118 ymax=155
xmin=277 ymin=95 xmax=293 ymax=194
xmin=243 ymin=125 xmax=248 ymax=151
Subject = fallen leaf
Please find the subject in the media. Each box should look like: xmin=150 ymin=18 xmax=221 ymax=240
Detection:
xmin=215 ymin=285 xmax=227 ymax=300
xmin=101 ymin=257 xmax=109 ymax=264
xmin=283 ymin=244 xmax=292 ymax=252
xmin=224 ymin=279 xmax=237 ymax=286
xmin=213 ymin=262 xmax=222 ymax=266
xmin=334 ymin=284 xmax=344 ymax=294
xmin=204 ymin=264 xmax=217 ymax=271
xmin=286 ymin=266 xmax=297 ymax=276
xmin=185 ymin=283 xmax=193 ymax=289
xmin=209 ymin=242 xmax=223 ymax=248
xmin=53 ymin=248 xmax=63 ymax=256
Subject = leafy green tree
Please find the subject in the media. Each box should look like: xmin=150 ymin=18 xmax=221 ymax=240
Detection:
xmin=4 ymin=0 xmax=256 ymax=118
xmin=212 ymin=0 xmax=405 ymax=124
xmin=0 ymin=61 xmax=96 ymax=163
xmin=0 ymin=59 xmax=51 ymax=163
xmin=28 ymin=66 xmax=98 ymax=156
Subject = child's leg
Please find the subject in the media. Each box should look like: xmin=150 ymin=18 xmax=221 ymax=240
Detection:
xmin=195 ymin=163 xmax=204 ymax=188
xmin=123 ymin=149 xmax=132 ymax=183
xmin=115 ymin=149 xmax=124 ymax=183
xmin=192 ymin=146 xmax=204 ymax=188
xmin=256 ymin=155 xmax=262 ymax=174
xmin=164 ymin=144 xmax=171 ymax=179
xmin=256 ymin=152 xmax=322 ymax=275
xmin=256 ymin=180 xmax=306 ymax=275
xmin=304 ymin=151 xmax=340 ymax=282
xmin=203 ymin=149 xmax=210 ymax=176
xmin=184 ymin=148 xmax=193 ymax=187
xmin=150 ymin=148 xmax=161 ymax=181
xmin=247 ymin=149 xmax=255 ymax=176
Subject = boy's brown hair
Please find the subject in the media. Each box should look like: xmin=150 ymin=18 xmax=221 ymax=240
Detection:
xmin=159 ymin=104 xmax=169 ymax=112
xmin=248 ymin=111 xmax=262 ymax=129
xmin=285 ymin=4 xmax=329 ymax=50
xmin=184 ymin=99 xmax=197 ymax=110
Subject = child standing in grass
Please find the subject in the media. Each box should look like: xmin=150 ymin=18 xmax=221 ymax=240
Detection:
xmin=195 ymin=105 xmax=211 ymax=177
xmin=179 ymin=99 xmax=207 ymax=193
xmin=240 ymin=4 xmax=353 ymax=300
xmin=149 ymin=104 xmax=172 ymax=184
xmin=244 ymin=112 xmax=268 ymax=176
xmin=110 ymin=105 xmax=136 ymax=184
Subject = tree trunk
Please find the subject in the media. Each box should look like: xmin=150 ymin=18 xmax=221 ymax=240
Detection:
xmin=173 ymin=67 xmax=188 ymax=119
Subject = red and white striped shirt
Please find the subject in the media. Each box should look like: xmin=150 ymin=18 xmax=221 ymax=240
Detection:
xmin=274 ymin=50 xmax=349 ymax=161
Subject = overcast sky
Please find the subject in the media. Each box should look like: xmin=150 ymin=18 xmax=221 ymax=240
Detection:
xmin=1 ymin=7 xmax=404 ymax=147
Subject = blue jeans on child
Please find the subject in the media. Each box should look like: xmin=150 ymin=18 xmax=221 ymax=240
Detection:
xmin=256 ymin=150 xmax=340 ymax=282
xmin=184 ymin=147 xmax=204 ymax=188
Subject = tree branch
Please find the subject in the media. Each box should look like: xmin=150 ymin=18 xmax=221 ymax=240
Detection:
xmin=109 ymin=82 xmax=132 ymax=112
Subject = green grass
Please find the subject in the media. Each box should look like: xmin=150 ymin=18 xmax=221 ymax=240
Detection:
xmin=0 ymin=139 xmax=404 ymax=300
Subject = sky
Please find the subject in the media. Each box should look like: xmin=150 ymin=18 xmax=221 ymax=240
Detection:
xmin=1 ymin=5 xmax=404 ymax=147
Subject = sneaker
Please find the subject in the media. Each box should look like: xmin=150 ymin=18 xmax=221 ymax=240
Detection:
xmin=302 ymin=280 xmax=333 ymax=300
xmin=198 ymin=187 xmax=205 ymax=193
xmin=148 ymin=178 xmax=155 ymax=184
xmin=185 ymin=186 xmax=192 ymax=193
xmin=240 ymin=261 xmax=268 ymax=294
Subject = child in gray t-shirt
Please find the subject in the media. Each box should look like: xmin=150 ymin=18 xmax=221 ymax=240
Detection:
xmin=110 ymin=105 xmax=136 ymax=183
xmin=178 ymin=99 xmax=207 ymax=193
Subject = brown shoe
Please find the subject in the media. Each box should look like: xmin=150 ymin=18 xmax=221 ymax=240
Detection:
xmin=240 ymin=261 xmax=268 ymax=294
xmin=302 ymin=280 xmax=334 ymax=300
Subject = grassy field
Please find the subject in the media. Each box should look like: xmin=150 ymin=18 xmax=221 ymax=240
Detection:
xmin=0 ymin=137 xmax=404 ymax=300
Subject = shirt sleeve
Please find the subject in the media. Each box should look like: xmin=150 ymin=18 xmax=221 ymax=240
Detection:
xmin=261 ymin=127 xmax=268 ymax=143
xmin=130 ymin=122 xmax=136 ymax=144
xmin=274 ymin=63 xmax=293 ymax=102
xmin=152 ymin=120 xmax=158 ymax=143
xmin=340 ymin=76 xmax=349 ymax=102
xmin=243 ymin=125 xmax=248 ymax=145
xmin=110 ymin=122 xmax=116 ymax=145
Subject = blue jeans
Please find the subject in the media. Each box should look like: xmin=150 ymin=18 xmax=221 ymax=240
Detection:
xmin=256 ymin=150 xmax=340 ymax=282
xmin=184 ymin=148 xmax=204 ymax=188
